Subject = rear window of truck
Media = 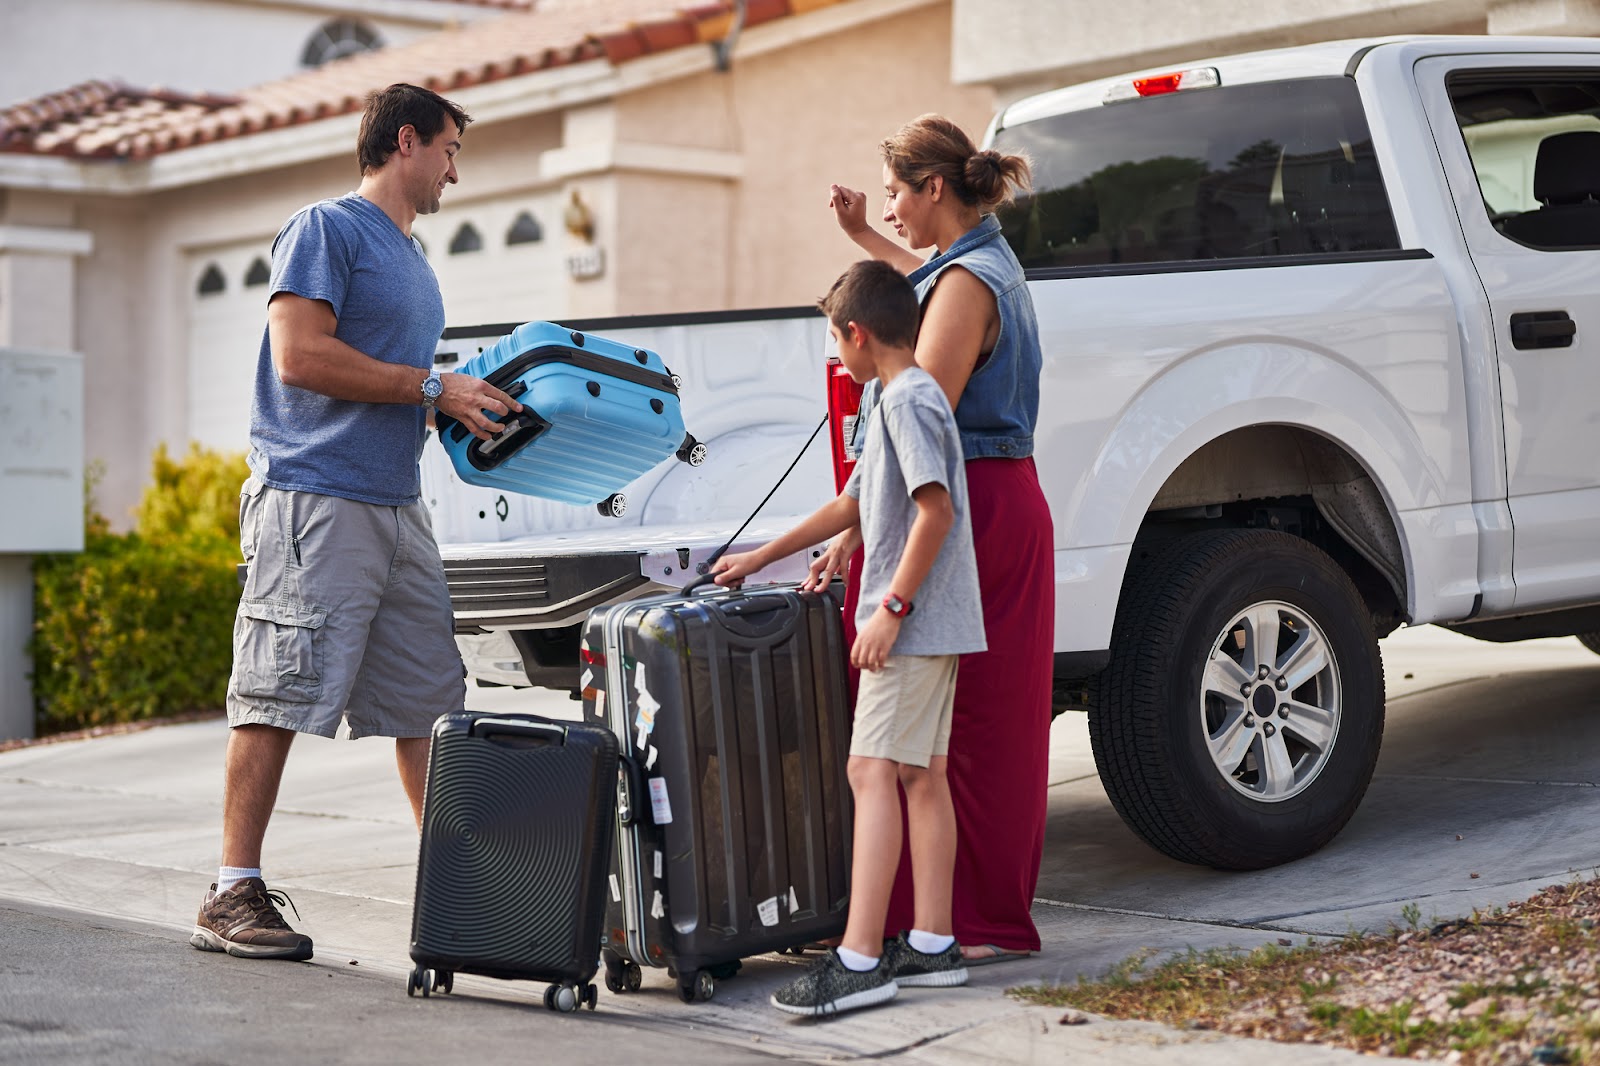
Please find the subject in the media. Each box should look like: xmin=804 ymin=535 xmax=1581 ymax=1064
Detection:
xmin=993 ymin=77 xmax=1400 ymax=270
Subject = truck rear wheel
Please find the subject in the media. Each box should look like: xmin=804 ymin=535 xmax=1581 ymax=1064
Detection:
xmin=1578 ymin=632 xmax=1600 ymax=656
xmin=1088 ymin=529 xmax=1384 ymax=870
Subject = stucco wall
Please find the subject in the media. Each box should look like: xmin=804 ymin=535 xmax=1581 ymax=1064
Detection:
xmin=614 ymin=0 xmax=995 ymax=311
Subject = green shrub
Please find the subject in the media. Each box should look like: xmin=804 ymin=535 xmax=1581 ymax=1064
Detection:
xmin=31 ymin=445 xmax=249 ymax=733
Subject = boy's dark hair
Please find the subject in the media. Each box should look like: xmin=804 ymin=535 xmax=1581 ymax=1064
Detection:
xmin=356 ymin=84 xmax=472 ymax=175
xmin=818 ymin=260 xmax=920 ymax=350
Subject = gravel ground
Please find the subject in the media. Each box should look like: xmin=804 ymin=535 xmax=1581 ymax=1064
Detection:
xmin=1020 ymin=876 xmax=1600 ymax=1064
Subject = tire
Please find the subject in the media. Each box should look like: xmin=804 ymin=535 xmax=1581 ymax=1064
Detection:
xmin=1088 ymin=529 xmax=1384 ymax=870
xmin=1578 ymin=632 xmax=1600 ymax=656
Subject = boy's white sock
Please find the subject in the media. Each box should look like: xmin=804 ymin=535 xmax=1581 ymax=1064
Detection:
xmin=908 ymin=929 xmax=955 ymax=954
xmin=835 ymin=946 xmax=880 ymax=972
xmin=217 ymin=866 xmax=261 ymax=893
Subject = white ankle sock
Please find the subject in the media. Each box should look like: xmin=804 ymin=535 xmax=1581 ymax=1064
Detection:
xmin=835 ymin=946 xmax=880 ymax=972
xmin=217 ymin=866 xmax=261 ymax=893
xmin=908 ymin=929 xmax=955 ymax=954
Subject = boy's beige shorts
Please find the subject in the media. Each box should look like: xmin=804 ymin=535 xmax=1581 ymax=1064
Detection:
xmin=226 ymin=476 xmax=465 ymax=739
xmin=849 ymin=653 xmax=958 ymax=767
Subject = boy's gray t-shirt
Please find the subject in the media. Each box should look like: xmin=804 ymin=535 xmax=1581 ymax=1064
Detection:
xmin=247 ymin=193 xmax=445 ymax=506
xmin=845 ymin=367 xmax=986 ymax=656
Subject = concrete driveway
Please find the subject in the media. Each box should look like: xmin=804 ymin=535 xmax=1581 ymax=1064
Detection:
xmin=1 ymin=625 xmax=1595 ymax=1062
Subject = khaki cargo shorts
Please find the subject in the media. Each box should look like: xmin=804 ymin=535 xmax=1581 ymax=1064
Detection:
xmin=850 ymin=654 xmax=958 ymax=768
xmin=226 ymin=476 xmax=465 ymax=739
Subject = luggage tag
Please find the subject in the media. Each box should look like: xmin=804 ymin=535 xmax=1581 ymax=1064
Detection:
xmin=648 ymin=777 xmax=673 ymax=825
xmin=632 ymin=661 xmax=661 ymax=750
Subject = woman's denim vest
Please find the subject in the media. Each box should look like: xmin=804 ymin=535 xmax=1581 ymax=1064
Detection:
xmin=853 ymin=214 xmax=1041 ymax=461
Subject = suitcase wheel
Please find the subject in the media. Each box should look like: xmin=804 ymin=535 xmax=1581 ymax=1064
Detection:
xmin=677 ymin=969 xmax=715 ymax=1003
xmin=604 ymin=959 xmax=642 ymax=994
xmin=545 ymin=983 xmax=577 ymax=1012
xmin=408 ymin=966 xmax=442 ymax=999
xmin=676 ymin=435 xmax=708 ymax=467
xmin=597 ymin=493 xmax=627 ymax=519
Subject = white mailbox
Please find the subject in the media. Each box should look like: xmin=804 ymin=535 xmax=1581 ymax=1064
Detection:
xmin=0 ymin=347 xmax=84 ymax=553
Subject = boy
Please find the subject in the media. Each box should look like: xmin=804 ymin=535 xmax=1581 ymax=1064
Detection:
xmin=712 ymin=259 xmax=986 ymax=1016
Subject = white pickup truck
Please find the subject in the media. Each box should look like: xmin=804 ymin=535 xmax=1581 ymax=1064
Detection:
xmin=428 ymin=35 xmax=1600 ymax=872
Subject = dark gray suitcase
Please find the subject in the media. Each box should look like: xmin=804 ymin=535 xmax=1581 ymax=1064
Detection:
xmin=580 ymin=582 xmax=853 ymax=1003
xmin=407 ymin=712 xmax=620 ymax=1012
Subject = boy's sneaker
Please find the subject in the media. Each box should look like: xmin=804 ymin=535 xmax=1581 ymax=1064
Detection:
xmin=770 ymin=949 xmax=898 ymax=1017
xmin=189 ymin=878 xmax=313 ymax=961
xmin=883 ymin=932 xmax=968 ymax=988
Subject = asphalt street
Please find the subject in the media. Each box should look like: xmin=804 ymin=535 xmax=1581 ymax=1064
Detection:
xmin=0 ymin=901 xmax=776 ymax=1066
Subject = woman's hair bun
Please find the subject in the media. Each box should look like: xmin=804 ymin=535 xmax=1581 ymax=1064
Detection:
xmin=964 ymin=147 xmax=1031 ymax=208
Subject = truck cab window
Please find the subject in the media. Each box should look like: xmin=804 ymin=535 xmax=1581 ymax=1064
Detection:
xmin=993 ymin=78 xmax=1399 ymax=270
xmin=1448 ymin=72 xmax=1600 ymax=250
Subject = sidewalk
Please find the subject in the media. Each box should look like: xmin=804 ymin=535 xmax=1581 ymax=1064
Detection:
xmin=10 ymin=626 xmax=1594 ymax=1062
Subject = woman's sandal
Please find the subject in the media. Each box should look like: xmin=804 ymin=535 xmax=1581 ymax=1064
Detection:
xmin=962 ymin=944 xmax=1034 ymax=967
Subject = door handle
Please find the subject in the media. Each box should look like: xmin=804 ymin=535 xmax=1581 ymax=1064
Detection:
xmin=1510 ymin=311 xmax=1576 ymax=349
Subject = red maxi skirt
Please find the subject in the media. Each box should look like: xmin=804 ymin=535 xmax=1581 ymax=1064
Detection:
xmin=844 ymin=456 xmax=1055 ymax=952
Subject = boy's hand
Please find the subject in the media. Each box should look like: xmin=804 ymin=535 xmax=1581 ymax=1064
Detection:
xmin=803 ymin=527 xmax=861 ymax=592
xmin=711 ymin=551 xmax=764 ymax=588
xmin=851 ymin=608 xmax=901 ymax=672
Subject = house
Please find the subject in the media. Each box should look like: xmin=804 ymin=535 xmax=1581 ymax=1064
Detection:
xmin=0 ymin=0 xmax=992 ymax=522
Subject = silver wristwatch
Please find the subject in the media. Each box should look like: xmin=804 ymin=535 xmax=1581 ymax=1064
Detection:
xmin=420 ymin=370 xmax=444 ymax=409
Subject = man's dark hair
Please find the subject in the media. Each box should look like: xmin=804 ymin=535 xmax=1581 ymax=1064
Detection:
xmin=818 ymin=260 xmax=920 ymax=350
xmin=356 ymin=84 xmax=472 ymax=174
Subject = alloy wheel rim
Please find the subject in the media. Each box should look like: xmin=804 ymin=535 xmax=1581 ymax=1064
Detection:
xmin=1200 ymin=599 xmax=1341 ymax=803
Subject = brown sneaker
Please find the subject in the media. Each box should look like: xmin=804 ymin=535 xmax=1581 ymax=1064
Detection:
xmin=189 ymin=878 xmax=313 ymax=961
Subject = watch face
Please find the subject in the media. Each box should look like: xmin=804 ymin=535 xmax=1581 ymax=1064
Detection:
xmin=423 ymin=374 xmax=443 ymax=399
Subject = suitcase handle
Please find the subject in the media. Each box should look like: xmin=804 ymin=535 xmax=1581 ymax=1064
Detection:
xmin=616 ymin=752 xmax=646 ymax=827
xmin=468 ymin=716 xmax=567 ymax=745
xmin=464 ymin=407 xmax=553 ymax=471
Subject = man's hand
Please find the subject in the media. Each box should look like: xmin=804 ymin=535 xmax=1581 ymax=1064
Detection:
xmin=803 ymin=527 xmax=861 ymax=592
xmin=711 ymin=550 xmax=766 ymax=589
xmin=851 ymin=607 xmax=901 ymax=672
xmin=435 ymin=373 xmax=523 ymax=443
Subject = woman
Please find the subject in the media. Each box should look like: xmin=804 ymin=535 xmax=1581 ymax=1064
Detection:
xmin=818 ymin=114 xmax=1053 ymax=963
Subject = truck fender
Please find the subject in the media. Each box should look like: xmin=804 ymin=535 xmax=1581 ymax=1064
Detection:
xmin=1056 ymin=341 xmax=1477 ymax=627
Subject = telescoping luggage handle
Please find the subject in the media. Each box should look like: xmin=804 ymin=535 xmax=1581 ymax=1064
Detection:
xmin=679 ymin=413 xmax=829 ymax=596
xmin=468 ymin=716 xmax=570 ymax=744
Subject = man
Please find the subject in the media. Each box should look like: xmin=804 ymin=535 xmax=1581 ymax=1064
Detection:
xmin=189 ymin=84 xmax=519 ymax=961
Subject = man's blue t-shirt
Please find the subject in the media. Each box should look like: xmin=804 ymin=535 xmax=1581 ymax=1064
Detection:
xmin=247 ymin=193 xmax=445 ymax=506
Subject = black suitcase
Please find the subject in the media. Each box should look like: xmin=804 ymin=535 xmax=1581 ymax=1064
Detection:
xmin=580 ymin=582 xmax=853 ymax=1004
xmin=408 ymin=712 xmax=620 ymax=1012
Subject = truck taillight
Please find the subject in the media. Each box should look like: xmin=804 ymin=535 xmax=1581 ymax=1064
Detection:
xmin=1103 ymin=66 xmax=1220 ymax=104
xmin=826 ymin=356 xmax=864 ymax=493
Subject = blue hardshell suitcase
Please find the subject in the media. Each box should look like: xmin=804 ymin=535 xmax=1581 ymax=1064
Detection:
xmin=408 ymin=711 xmax=621 ymax=1012
xmin=435 ymin=321 xmax=706 ymax=515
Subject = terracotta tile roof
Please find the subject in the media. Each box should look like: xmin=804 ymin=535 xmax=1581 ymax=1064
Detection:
xmin=0 ymin=0 xmax=850 ymax=161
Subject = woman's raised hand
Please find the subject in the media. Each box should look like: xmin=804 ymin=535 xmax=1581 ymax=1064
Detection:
xmin=828 ymin=184 xmax=869 ymax=236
